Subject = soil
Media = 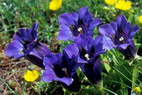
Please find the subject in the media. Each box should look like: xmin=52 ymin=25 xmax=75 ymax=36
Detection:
xmin=0 ymin=50 xmax=41 ymax=95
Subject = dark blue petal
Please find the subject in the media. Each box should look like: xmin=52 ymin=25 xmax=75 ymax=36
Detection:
xmin=42 ymin=66 xmax=73 ymax=86
xmin=14 ymin=24 xmax=38 ymax=43
xmin=27 ymin=42 xmax=51 ymax=59
xmin=26 ymin=42 xmax=51 ymax=69
xmin=118 ymin=40 xmax=136 ymax=59
xmin=64 ymin=43 xmax=79 ymax=59
xmin=78 ymin=7 xmax=93 ymax=25
xmin=43 ymin=54 xmax=58 ymax=68
xmin=116 ymin=15 xmax=127 ymax=29
xmin=102 ymin=36 xmax=116 ymax=50
xmin=99 ymin=24 xmax=116 ymax=39
xmin=110 ymin=21 xmax=118 ymax=33
xmin=61 ymin=73 xmax=81 ymax=92
xmin=118 ymin=44 xmax=129 ymax=49
xmin=26 ymin=55 xmax=45 ymax=69
xmin=129 ymin=25 xmax=140 ymax=39
xmin=4 ymin=40 xmax=24 ymax=59
xmin=75 ymin=34 xmax=94 ymax=51
xmin=81 ymin=57 xmax=102 ymax=84
xmin=42 ymin=66 xmax=57 ymax=82
xmin=71 ymin=12 xmax=79 ymax=24
xmin=89 ymin=18 xmax=102 ymax=31
xmin=94 ymin=36 xmax=105 ymax=56
xmin=57 ymin=25 xmax=74 ymax=41
xmin=58 ymin=13 xmax=75 ymax=26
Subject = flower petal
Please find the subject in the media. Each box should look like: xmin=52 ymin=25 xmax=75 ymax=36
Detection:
xmin=78 ymin=7 xmax=93 ymax=25
xmin=58 ymin=13 xmax=75 ymax=26
xmin=102 ymin=36 xmax=116 ymax=50
xmin=89 ymin=18 xmax=102 ymax=31
xmin=4 ymin=40 xmax=24 ymax=59
xmin=81 ymin=57 xmax=102 ymax=84
xmin=57 ymin=25 xmax=74 ymax=41
xmin=99 ymin=24 xmax=115 ymax=39
xmin=42 ymin=66 xmax=73 ymax=86
xmin=116 ymin=15 xmax=127 ymax=29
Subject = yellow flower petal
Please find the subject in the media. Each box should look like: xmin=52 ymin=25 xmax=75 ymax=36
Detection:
xmin=138 ymin=15 xmax=142 ymax=23
xmin=115 ymin=0 xmax=132 ymax=11
xmin=105 ymin=0 xmax=118 ymax=5
xmin=49 ymin=0 xmax=62 ymax=11
xmin=24 ymin=70 xmax=39 ymax=82
xmin=133 ymin=87 xmax=141 ymax=93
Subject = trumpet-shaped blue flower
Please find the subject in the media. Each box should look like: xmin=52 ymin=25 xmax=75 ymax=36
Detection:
xmin=99 ymin=15 xmax=140 ymax=59
xmin=5 ymin=22 xmax=38 ymax=59
xmin=57 ymin=7 xmax=102 ymax=41
xmin=71 ymin=34 xmax=105 ymax=84
xmin=14 ymin=22 xmax=38 ymax=44
xmin=42 ymin=44 xmax=86 ymax=92
xmin=58 ymin=34 xmax=105 ymax=84
xmin=4 ymin=22 xmax=51 ymax=68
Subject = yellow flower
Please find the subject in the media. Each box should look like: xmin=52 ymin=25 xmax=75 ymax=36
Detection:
xmin=105 ymin=0 xmax=118 ymax=5
xmin=49 ymin=0 xmax=62 ymax=11
xmin=115 ymin=0 xmax=132 ymax=11
xmin=24 ymin=70 xmax=39 ymax=82
xmin=138 ymin=15 xmax=142 ymax=23
xmin=133 ymin=87 xmax=141 ymax=93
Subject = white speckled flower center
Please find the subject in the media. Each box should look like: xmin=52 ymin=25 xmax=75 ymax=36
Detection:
xmin=85 ymin=54 xmax=90 ymax=60
xmin=77 ymin=27 xmax=83 ymax=32
xmin=119 ymin=37 xmax=124 ymax=41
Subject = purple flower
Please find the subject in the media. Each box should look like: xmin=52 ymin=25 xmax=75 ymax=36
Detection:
xmin=4 ymin=40 xmax=25 ymax=59
xmin=42 ymin=44 xmax=86 ymax=92
xmin=14 ymin=22 xmax=38 ymax=44
xmin=25 ymin=41 xmax=51 ymax=69
xmin=75 ymin=35 xmax=104 ymax=84
xmin=73 ymin=34 xmax=105 ymax=84
xmin=4 ymin=22 xmax=51 ymax=68
xmin=99 ymin=15 xmax=140 ymax=59
xmin=57 ymin=7 xmax=102 ymax=41
xmin=4 ymin=22 xmax=38 ymax=59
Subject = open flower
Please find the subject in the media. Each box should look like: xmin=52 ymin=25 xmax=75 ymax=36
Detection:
xmin=57 ymin=7 xmax=102 ymax=41
xmin=115 ymin=0 xmax=132 ymax=11
xmin=73 ymin=34 xmax=105 ymax=84
xmin=49 ymin=0 xmax=62 ymax=11
xmin=4 ymin=22 xmax=38 ymax=59
xmin=138 ymin=15 xmax=142 ymax=23
xmin=99 ymin=15 xmax=140 ymax=59
xmin=105 ymin=0 xmax=118 ymax=5
xmin=24 ymin=70 xmax=39 ymax=82
xmin=4 ymin=22 xmax=51 ymax=69
xmin=42 ymin=45 xmax=86 ymax=92
xmin=63 ymin=34 xmax=105 ymax=84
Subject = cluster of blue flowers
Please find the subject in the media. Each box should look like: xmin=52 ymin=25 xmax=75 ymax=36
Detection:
xmin=4 ymin=7 xmax=140 ymax=92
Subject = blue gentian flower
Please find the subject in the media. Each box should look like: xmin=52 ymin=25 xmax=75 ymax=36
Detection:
xmin=14 ymin=22 xmax=38 ymax=44
xmin=74 ymin=34 xmax=105 ymax=84
xmin=99 ymin=15 xmax=140 ymax=59
xmin=42 ymin=44 xmax=86 ymax=92
xmin=57 ymin=7 xmax=102 ymax=41
xmin=4 ymin=22 xmax=38 ymax=59
xmin=58 ymin=33 xmax=105 ymax=84
xmin=4 ymin=22 xmax=51 ymax=68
